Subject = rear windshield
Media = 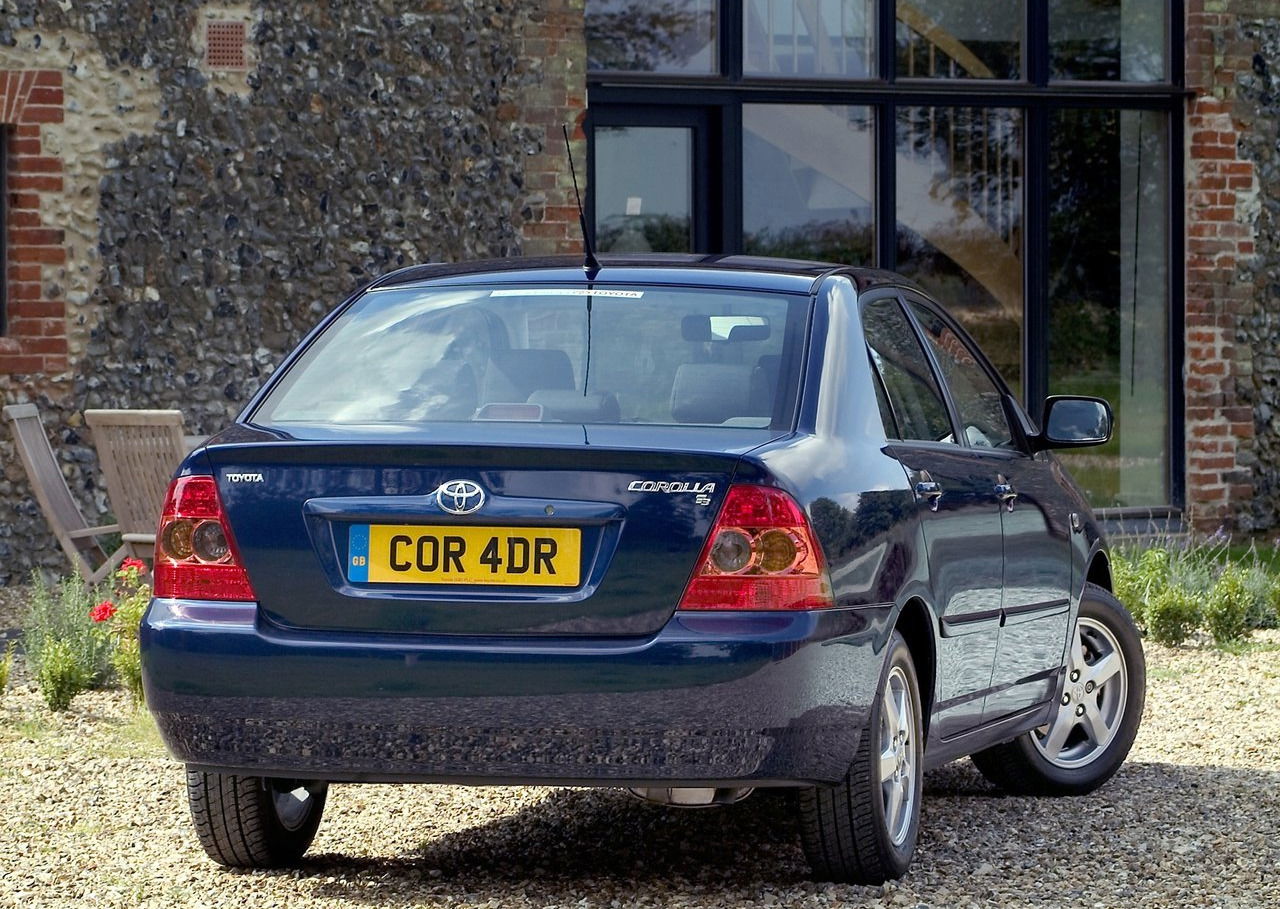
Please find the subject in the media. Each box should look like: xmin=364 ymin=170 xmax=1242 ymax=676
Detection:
xmin=254 ymin=284 xmax=810 ymax=429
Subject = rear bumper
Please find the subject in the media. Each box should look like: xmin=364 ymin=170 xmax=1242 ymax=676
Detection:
xmin=141 ymin=599 xmax=894 ymax=786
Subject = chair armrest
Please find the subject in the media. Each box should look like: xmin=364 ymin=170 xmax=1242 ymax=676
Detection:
xmin=66 ymin=524 xmax=122 ymax=539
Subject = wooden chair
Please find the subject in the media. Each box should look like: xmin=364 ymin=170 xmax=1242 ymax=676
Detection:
xmin=83 ymin=409 xmax=187 ymax=564
xmin=3 ymin=402 xmax=124 ymax=583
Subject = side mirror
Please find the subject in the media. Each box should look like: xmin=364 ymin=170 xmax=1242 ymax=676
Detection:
xmin=1038 ymin=396 xmax=1113 ymax=449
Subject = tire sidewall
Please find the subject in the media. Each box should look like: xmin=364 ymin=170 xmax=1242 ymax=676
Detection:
xmin=1014 ymin=585 xmax=1146 ymax=792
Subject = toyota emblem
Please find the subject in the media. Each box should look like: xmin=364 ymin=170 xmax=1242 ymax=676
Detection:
xmin=436 ymin=479 xmax=485 ymax=515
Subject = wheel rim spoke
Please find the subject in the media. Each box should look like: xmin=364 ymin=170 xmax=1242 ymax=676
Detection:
xmin=879 ymin=746 xmax=898 ymax=782
xmin=1081 ymin=702 xmax=1110 ymax=747
xmin=1086 ymin=651 xmax=1122 ymax=688
xmin=884 ymin=778 xmax=904 ymax=834
xmin=1041 ymin=707 xmax=1075 ymax=757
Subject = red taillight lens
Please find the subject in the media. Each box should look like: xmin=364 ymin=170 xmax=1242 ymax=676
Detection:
xmin=677 ymin=485 xmax=833 ymax=611
xmin=153 ymin=476 xmax=257 ymax=601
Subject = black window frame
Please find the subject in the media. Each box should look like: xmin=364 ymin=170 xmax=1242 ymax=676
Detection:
xmin=586 ymin=0 xmax=1187 ymax=514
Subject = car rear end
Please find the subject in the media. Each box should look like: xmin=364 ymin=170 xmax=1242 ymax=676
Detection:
xmin=140 ymin=265 xmax=892 ymax=788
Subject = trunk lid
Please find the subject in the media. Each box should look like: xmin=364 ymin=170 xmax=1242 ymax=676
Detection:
xmin=205 ymin=423 xmax=775 ymax=636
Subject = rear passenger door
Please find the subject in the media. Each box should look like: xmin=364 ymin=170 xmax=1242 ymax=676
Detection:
xmin=901 ymin=294 xmax=1072 ymax=725
xmin=861 ymin=294 xmax=1002 ymax=742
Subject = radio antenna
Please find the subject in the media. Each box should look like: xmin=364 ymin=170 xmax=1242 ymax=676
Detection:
xmin=563 ymin=124 xmax=601 ymax=279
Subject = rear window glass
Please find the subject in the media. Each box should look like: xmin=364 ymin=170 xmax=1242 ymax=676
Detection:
xmin=254 ymin=284 xmax=809 ymax=429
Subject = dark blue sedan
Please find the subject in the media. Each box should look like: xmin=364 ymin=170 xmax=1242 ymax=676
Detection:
xmin=141 ymin=256 xmax=1145 ymax=883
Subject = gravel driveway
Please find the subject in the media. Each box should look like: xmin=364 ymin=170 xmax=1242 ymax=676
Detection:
xmin=1 ymin=621 xmax=1277 ymax=908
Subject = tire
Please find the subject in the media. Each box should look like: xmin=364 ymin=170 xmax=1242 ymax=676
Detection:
xmin=186 ymin=768 xmax=328 ymax=868
xmin=971 ymin=583 xmax=1145 ymax=796
xmin=798 ymin=630 xmax=923 ymax=884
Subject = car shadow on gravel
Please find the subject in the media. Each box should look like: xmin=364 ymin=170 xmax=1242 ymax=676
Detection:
xmin=293 ymin=759 xmax=1280 ymax=903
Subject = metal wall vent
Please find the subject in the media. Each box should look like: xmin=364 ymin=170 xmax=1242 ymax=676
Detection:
xmin=206 ymin=20 xmax=247 ymax=71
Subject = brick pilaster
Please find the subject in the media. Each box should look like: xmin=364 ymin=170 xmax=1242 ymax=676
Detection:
xmin=1 ymin=69 xmax=68 ymax=376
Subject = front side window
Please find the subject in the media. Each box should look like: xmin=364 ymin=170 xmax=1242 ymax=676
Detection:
xmin=906 ymin=298 xmax=1014 ymax=450
xmin=255 ymin=285 xmax=808 ymax=430
xmin=861 ymin=296 xmax=953 ymax=442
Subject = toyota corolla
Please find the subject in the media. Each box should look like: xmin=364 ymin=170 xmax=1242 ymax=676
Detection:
xmin=140 ymin=255 xmax=1145 ymax=883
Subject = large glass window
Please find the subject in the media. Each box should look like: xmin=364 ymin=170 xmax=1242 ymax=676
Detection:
xmin=894 ymin=106 xmax=1023 ymax=388
xmin=1049 ymin=0 xmax=1166 ymax=81
xmin=1048 ymin=108 xmax=1168 ymax=507
xmin=586 ymin=0 xmax=718 ymax=73
xmin=896 ymin=0 xmax=1022 ymax=79
xmin=742 ymin=104 xmax=875 ymax=263
xmin=594 ymin=126 xmax=693 ymax=253
xmin=743 ymin=0 xmax=875 ymax=78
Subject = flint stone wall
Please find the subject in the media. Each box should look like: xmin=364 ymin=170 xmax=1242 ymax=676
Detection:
xmin=0 ymin=1 xmax=584 ymax=583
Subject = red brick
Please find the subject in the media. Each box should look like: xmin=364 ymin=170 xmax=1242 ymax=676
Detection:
xmin=7 ymin=174 xmax=62 ymax=192
xmin=6 ymin=210 xmax=42 ymax=228
xmin=13 ymin=125 xmax=41 ymax=138
xmin=0 ymin=355 xmax=44 ymax=373
xmin=9 ymin=300 xmax=65 ymax=318
xmin=1191 ymin=144 xmax=1236 ymax=160
xmin=7 ymin=228 xmax=64 ymax=245
xmin=19 ymin=336 xmax=67 ymax=354
xmin=8 ymin=138 xmax=41 ymax=155
xmin=11 ymin=156 xmax=63 ymax=174
xmin=19 ymin=105 xmax=63 ymax=124
xmin=8 ymin=246 xmax=65 ymax=264
xmin=7 ymin=192 xmax=41 ymax=210
xmin=6 ymin=282 xmax=42 ymax=300
xmin=7 ymin=264 xmax=42 ymax=282
xmin=33 ymin=71 xmax=61 ymax=87
xmin=25 ymin=86 xmax=62 ymax=106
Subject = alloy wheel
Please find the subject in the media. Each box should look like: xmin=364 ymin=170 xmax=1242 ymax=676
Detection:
xmin=879 ymin=665 xmax=917 ymax=846
xmin=1031 ymin=616 xmax=1129 ymax=769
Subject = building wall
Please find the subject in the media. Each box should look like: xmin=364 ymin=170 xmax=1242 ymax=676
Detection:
xmin=1184 ymin=0 xmax=1280 ymax=531
xmin=0 ymin=1 xmax=585 ymax=584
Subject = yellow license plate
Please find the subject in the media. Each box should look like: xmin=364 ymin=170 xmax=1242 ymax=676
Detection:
xmin=347 ymin=524 xmax=581 ymax=587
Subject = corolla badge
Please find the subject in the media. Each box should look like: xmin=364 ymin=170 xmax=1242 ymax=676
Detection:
xmin=436 ymin=479 xmax=486 ymax=515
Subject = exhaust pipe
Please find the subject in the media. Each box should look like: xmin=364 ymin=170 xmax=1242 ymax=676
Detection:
xmin=626 ymin=787 xmax=755 ymax=808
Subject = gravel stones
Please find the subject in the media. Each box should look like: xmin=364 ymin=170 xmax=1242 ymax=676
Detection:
xmin=2 ymin=630 xmax=1278 ymax=907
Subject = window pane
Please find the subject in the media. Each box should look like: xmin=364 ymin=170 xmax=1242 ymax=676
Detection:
xmin=743 ymin=0 xmax=876 ymax=78
xmin=742 ymin=104 xmax=874 ymax=263
xmin=1049 ymin=109 xmax=1168 ymax=507
xmin=894 ymin=106 xmax=1023 ymax=389
xmin=906 ymin=299 xmax=1014 ymax=450
xmin=862 ymin=298 xmax=954 ymax=443
xmin=594 ymin=127 xmax=693 ymax=253
xmin=896 ymin=0 xmax=1022 ymax=79
xmin=586 ymin=0 xmax=717 ymax=73
xmin=1050 ymin=0 xmax=1165 ymax=81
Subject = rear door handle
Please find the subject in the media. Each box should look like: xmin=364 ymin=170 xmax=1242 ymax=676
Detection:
xmin=915 ymin=481 xmax=943 ymax=512
xmin=994 ymin=475 xmax=1017 ymax=511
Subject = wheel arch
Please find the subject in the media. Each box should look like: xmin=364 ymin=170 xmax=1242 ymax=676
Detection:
xmin=893 ymin=597 xmax=936 ymax=745
xmin=1086 ymin=549 xmax=1112 ymax=593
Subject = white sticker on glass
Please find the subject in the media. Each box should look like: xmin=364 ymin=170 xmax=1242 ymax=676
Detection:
xmin=489 ymin=289 xmax=645 ymax=298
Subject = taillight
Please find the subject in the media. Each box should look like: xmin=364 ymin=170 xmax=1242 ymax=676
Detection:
xmin=153 ymin=475 xmax=257 ymax=601
xmin=677 ymin=485 xmax=833 ymax=611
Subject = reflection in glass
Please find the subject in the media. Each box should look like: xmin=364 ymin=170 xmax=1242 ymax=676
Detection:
xmin=743 ymin=0 xmax=876 ymax=78
xmin=742 ymin=105 xmax=874 ymax=263
xmin=894 ymin=106 xmax=1023 ymax=387
xmin=896 ymin=0 xmax=1022 ymax=79
xmin=593 ymin=127 xmax=693 ymax=253
xmin=1050 ymin=0 xmax=1165 ymax=81
xmin=585 ymin=0 xmax=718 ymax=73
xmin=1048 ymin=109 xmax=1167 ymax=507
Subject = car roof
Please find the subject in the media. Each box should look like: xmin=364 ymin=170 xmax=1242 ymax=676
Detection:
xmin=369 ymin=254 xmax=917 ymax=297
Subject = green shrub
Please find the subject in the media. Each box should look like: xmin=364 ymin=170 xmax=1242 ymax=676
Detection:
xmin=1206 ymin=566 xmax=1252 ymax=645
xmin=0 ymin=640 xmax=15 ymax=695
xmin=1239 ymin=563 xmax=1280 ymax=630
xmin=94 ymin=557 xmax=151 ymax=706
xmin=1111 ymin=554 xmax=1147 ymax=626
xmin=1145 ymin=586 xmax=1201 ymax=647
xmin=23 ymin=572 xmax=113 ymax=689
xmin=34 ymin=637 xmax=91 ymax=712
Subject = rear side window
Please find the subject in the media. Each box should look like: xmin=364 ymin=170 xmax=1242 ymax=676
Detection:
xmin=254 ymin=284 xmax=809 ymax=429
xmin=861 ymin=297 xmax=953 ymax=443
xmin=905 ymin=300 xmax=1015 ymax=450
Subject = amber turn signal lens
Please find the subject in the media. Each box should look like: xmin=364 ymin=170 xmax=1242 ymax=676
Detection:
xmin=162 ymin=519 xmax=195 ymax=559
xmin=758 ymin=529 xmax=798 ymax=573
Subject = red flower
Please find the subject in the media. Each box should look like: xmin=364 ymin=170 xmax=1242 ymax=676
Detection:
xmin=119 ymin=557 xmax=147 ymax=576
xmin=90 ymin=600 xmax=118 ymax=623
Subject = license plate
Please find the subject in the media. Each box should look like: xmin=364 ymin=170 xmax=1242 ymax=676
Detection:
xmin=347 ymin=524 xmax=581 ymax=587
